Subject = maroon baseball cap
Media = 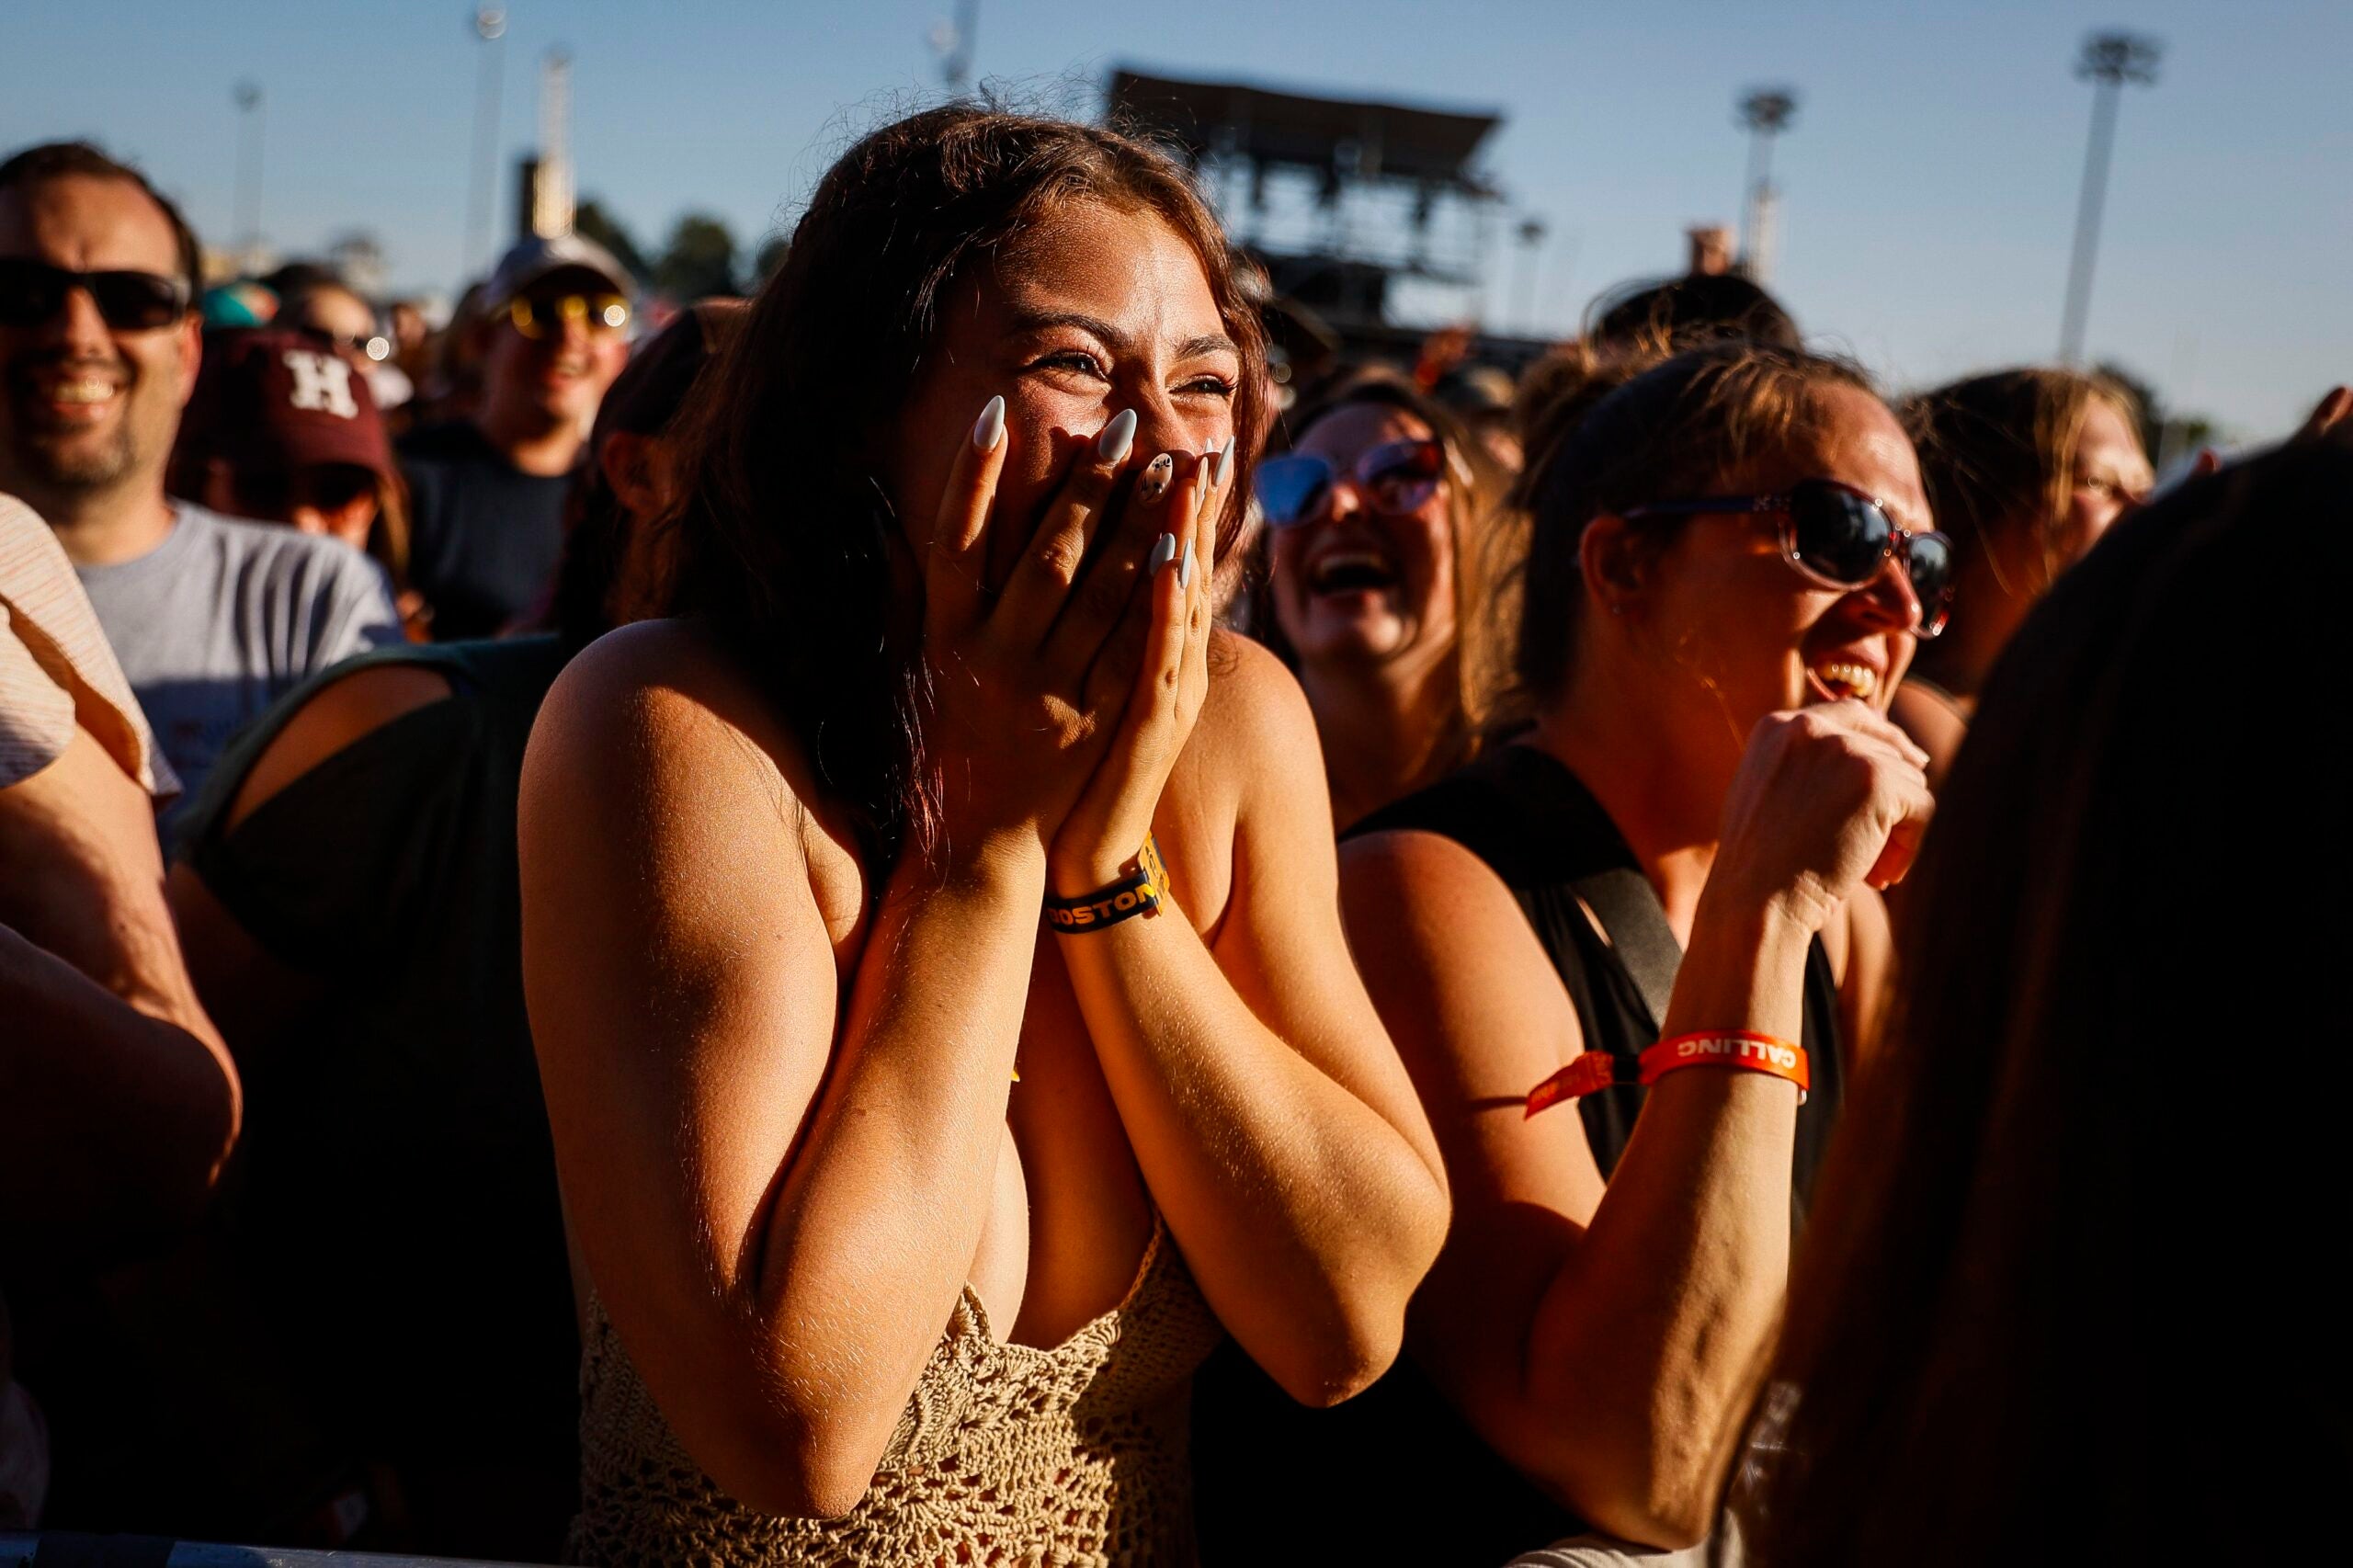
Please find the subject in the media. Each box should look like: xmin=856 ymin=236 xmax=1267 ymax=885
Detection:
xmin=175 ymin=326 xmax=395 ymax=488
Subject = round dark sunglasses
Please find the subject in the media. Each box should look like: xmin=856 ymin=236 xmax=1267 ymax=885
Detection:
xmin=0 ymin=258 xmax=191 ymax=333
xmin=1624 ymin=478 xmax=1954 ymax=638
xmin=1253 ymin=437 xmax=1447 ymax=528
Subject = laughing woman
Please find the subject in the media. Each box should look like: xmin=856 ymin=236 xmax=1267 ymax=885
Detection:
xmin=1198 ymin=343 xmax=1949 ymax=1562
xmin=1251 ymin=373 xmax=1514 ymax=831
xmin=517 ymin=108 xmax=1448 ymax=1566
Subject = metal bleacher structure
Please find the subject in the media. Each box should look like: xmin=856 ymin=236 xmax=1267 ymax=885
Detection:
xmin=1107 ymin=68 xmax=1556 ymax=373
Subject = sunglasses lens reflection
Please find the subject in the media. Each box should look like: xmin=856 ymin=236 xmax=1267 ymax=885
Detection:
xmin=1790 ymin=484 xmax=1894 ymax=585
xmin=1255 ymin=455 xmax=1334 ymax=528
xmin=1364 ymin=439 xmax=1443 ymax=513
xmin=1904 ymin=533 xmax=1956 ymax=631
xmin=511 ymin=292 xmax=629 ymax=339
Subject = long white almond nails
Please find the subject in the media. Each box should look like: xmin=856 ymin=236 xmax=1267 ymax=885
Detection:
xmin=1178 ymin=540 xmax=1197 ymax=589
xmin=1097 ymin=408 xmax=1139 ymax=464
xmin=972 ymin=394 xmax=1006 ymax=452
xmin=1211 ymin=436 xmax=1235 ymax=490
xmin=1137 ymin=452 xmax=1175 ymax=505
xmin=1149 ymin=532 xmax=1178 ymax=574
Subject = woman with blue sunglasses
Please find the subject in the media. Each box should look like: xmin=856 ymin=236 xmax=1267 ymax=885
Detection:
xmin=1243 ymin=371 xmax=1514 ymax=830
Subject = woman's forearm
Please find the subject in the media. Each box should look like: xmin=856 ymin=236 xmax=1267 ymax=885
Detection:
xmin=0 ymin=923 xmax=239 ymax=1254
xmin=1056 ymin=905 xmax=1449 ymax=1405
xmin=1519 ymin=901 xmax=1812 ymax=1546
xmin=744 ymin=836 xmax=1049 ymax=1502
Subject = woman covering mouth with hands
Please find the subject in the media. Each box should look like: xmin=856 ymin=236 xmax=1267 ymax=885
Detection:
xmin=517 ymin=107 xmax=1447 ymax=1566
xmin=1196 ymin=341 xmax=1952 ymax=1563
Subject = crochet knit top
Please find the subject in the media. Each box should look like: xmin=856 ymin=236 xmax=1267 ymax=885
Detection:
xmin=568 ymin=1216 xmax=1223 ymax=1567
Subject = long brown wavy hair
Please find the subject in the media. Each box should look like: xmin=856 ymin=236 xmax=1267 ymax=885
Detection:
xmin=669 ymin=105 xmax=1267 ymax=867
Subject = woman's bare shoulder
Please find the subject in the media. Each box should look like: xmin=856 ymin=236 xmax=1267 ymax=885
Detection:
xmin=1195 ymin=629 xmax=1318 ymax=763
xmin=538 ymin=619 xmax=807 ymax=786
xmin=527 ymin=619 xmax=839 ymax=869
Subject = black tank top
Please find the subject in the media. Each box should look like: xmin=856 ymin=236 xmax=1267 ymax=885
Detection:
xmin=1190 ymin=744 xmax=1847 ymax=1566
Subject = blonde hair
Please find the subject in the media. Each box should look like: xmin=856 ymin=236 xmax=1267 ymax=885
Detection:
xmin=1900 ymin=368 xmax=2142 ymax=596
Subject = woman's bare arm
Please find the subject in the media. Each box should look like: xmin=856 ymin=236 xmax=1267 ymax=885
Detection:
xmin=0 ymin=725 xmax=237 ymax=1256
xmin=521 ymin=625 xmax=1051 ymax=1518
xmin=1346 ymin=707 xmax=1932 ymax=1550
xmin=1055 ymin=635 xmax=1449 ymax=1404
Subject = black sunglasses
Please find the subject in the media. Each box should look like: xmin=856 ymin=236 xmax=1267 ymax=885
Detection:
xmin=1625 ymin=478 xmax=1954 ymax=638
xmin=1253 ymin=437 xmax=1448 ymax=528
xmin=0 ymin=257 xmax=191 ymax=333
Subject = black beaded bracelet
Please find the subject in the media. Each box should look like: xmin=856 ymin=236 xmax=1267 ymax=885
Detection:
xmin=1044 ymin=835 xmax=1169 ymax=932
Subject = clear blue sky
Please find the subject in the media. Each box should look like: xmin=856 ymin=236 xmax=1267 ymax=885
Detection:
xmin=6 ymin=0 xmax=2346 ymax=436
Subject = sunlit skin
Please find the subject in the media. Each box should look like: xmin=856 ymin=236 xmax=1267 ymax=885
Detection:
xmin=473 ymin=267 xmax=628 ymax=475
xmin=517 ymin=197 xmax=1448 ymax=1518
xmin=1566 ymin=381 xmax=1933 ymax=805
xmin=0 ymin=173 xmax=199 ymax=563
xmin=1337 ymin=381 xmax=1936 ymax=1546
xmin=2052 ymin=397 xmax=2154 ymax=566
xmin=1267 ymin=403 xmax=1466 ymax=829
xmin=886 ymin=203 xmax=1240 ymax=579
xmin=1268 ymin=404 xmax=1456 ymax=665
xmin=1893 ymin=392 xmax=2150 ymax=785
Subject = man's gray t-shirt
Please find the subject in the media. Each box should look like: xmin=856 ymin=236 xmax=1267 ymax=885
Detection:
xmin=74 ymin=503 xmax=402 ymax=821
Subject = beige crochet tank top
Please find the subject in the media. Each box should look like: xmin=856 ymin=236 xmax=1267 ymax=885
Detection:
xmin=569 ymin=1217 xmax=1224 ymax=1567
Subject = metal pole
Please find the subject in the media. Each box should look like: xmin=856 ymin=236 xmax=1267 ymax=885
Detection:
xmin=1744 ymin=125 xmax=1771 ymax=240
xmin=2057 ymin=31 xmax=2161 ymax=365
xmin=1735 ymin=88 xmax=1797 ymax=285
xmin=233 ymin=83 xmax=263 ymax=267
xmin=464 ymin=6 xmax=508 ymax=275
xmin=2058 ymin=78 xmax=2120 ymax=365
xmin=1515 ymin=217 xmax=1545 ymax=334
xmin=934 ymin=0 xmax=978 ymax=92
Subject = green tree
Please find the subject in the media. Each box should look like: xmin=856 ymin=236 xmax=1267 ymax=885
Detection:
xmin=654 ymin=213 xmax=740 ymax=301
xmin=574 ymin=198 xmax=651 ymax=289
xmin=753 ymin=233 xmax=790 ymax=286
xmin=2095 ymin=358 xmax=2222 ymax=470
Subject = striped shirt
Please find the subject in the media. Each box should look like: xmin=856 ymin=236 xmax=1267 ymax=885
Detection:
xmin=0 ymin=491 xmax=175 ymax=799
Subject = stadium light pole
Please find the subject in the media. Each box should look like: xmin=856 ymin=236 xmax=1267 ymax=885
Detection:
xmin=464 ymin=5 xmax=509 ymax=275
xmin=2058 ymin=31 xmax=2161 ymax=365
xmin=930 ymin=0 xmax=979 ymax=93
xmin=232 ymin=81 xmax=264 ymax=271
xmin=1514 ymin=216 xmax=1547 ymax=335
xmin=1736 ymin=87 xmax=1798 ymax=285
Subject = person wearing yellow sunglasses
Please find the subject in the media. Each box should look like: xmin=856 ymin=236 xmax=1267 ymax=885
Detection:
xmin=397 ymin=233 xmax=636 ymax=640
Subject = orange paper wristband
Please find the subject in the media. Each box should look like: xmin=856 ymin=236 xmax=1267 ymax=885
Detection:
xmin=1525 ymin=1029 xmax=1808 ymax=1118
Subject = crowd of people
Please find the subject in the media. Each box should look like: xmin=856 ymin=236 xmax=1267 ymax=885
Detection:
xmin=1 ymin=102 xmax=2343 ymax=1568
